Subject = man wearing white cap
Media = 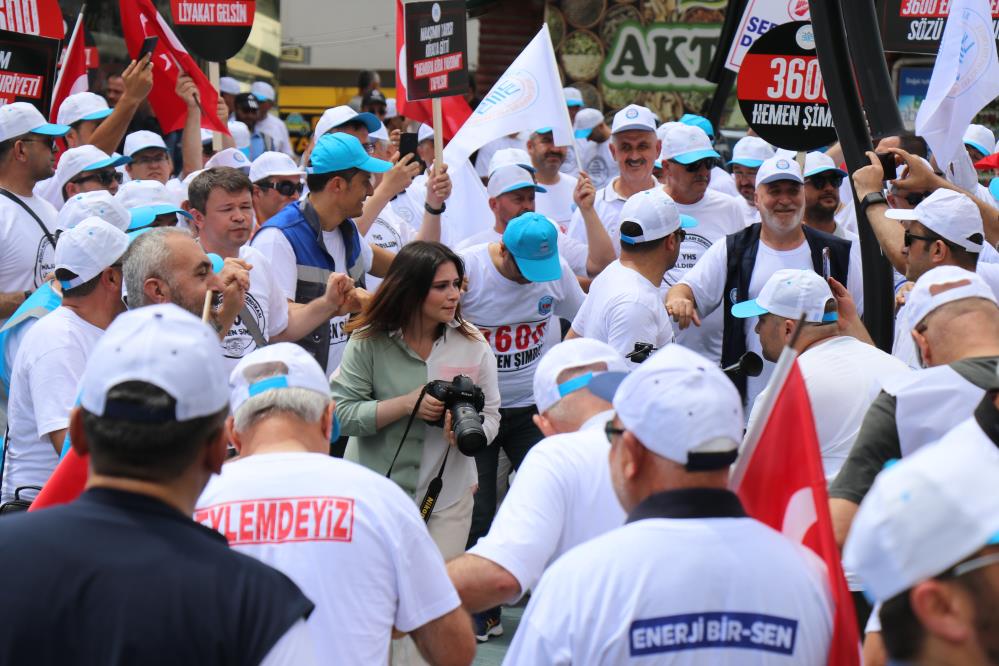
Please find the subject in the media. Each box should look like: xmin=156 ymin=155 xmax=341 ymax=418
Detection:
xmin=250 ymin=151 xmax=305 ymax=224
xmin=0 ymin=103 xmax=70 ymax=329
xmin=34 ymin=144 xmax=130 ymax=209
xmin=505 ymin=344 xmax=833 ymax=664
xmin=59 ymin=190 xmax=132 ymax=233
xmin=667 ymin=155 xmax=863 ymax=405
xmin=802 ymin=151 xmax=857 ymax=240
xmin=115 ymin=179 xmax=193 ymax=234
xmin=569 ymin=189 xmax=694 ymax=360
xmin=219 ymin=75 xmax=240 ymax=117
xmin=734 ymin=269 xmax=909 ymax=480
xmin=573 ymin=108 xmax=616 ymax=189
xmin=660 ymin=124 xmax=746 ymax=363
xmin=251 ymin=81 xmax=295 ymax=158
xmin=309 ymin=105 xmax=381 ymax=156
xmin=447 ymin=339 xmax=629 ymax=619
xmin=728 ymin=136 xmax=775 ymax=226
xmin=124 ymin=130 xmax=187 ymax=206
xmin=195 ymin=343 xmax=475 ymax=666
xmin=566 ymin=104 xmax=659 ymax=252
xmin=2 ymin=218 xmax=128 ymax=505
xmin=843 ymin=432 xmax=999 ymax=666
xmin=559 ymin=87 xmax=584 ymax=177
xmin=830 ymin=265 xmax=999 ymax=547
xmin=0 ymin=304 xmax=317 ymax=662
xmin=526 ymin=127 xmax=579 ymax=230
xmin=964 ymin=123 xmax=996 ymax=164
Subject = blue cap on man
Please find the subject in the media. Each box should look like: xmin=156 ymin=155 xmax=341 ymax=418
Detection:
xmin=307 ymin=132 xmax=392 ymax=175
xmin=502 ymin=212 xmax=561 ymax=283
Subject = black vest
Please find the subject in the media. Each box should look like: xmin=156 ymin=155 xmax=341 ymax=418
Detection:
xmin=0 ymin=489 xmax=313 ymax=666
xmin=722 ymin=224 xmax=852 ymax=398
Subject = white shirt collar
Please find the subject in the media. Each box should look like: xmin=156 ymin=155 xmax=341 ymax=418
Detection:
xmin=581 ymin=408 xmax=615 ymax=432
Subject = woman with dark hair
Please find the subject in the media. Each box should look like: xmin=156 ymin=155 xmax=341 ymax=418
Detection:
xmin=331 ymin=241 xmax=499 ymax=558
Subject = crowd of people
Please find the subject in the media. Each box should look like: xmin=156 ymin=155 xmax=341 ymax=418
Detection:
xmin=0 ymin=48 xmax=996 ymax=666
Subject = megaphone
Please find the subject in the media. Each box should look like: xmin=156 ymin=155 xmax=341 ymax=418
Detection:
xmin=721 ymin=351 xmax=763 ymax=378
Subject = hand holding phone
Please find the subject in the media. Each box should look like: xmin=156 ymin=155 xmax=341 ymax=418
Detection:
xmin=875 ymin=152 xmax=897 ymax=181
xmin=399 ymin=132 xmax=419 ymax=164
xmin=138 ymin=36 xmax=159 ymax=61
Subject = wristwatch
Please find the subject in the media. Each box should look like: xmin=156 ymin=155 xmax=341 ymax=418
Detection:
xmin=425 ymin=201 xmax=446 ymax=215
xmin=858 ymin=191 xmax=887 ymax=216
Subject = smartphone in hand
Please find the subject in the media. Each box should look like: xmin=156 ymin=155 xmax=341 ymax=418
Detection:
xmin=138 ymin=36 xmax=159 ymax=60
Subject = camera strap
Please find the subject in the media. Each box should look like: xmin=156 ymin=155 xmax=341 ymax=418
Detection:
xmin=418 ymin=447 xmax=449 ymax=523
xmin=385 ymin=385 xmax=429 ymax=480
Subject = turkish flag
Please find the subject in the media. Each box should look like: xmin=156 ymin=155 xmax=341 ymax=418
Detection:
xmin=28 ymin=448 xmax=88 ymax=512
xmin=0 ymin=0 xmax=64 ymax=39
xmin=731 ymin=357 xmax=861 ymax=666
xmin=118 ymin=0 xmax=228 ymax=135
xmin=395 ymin=0 xmax=472 ymax=140
xmin=49 ymin=10 xmax=87 ymax=123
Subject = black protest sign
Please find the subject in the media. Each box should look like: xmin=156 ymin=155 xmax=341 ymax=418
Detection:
xmin=880 ymin=0 xmax=999 ymax=55
xmin=737 ymin=21 xmax=835 ymax=151
xmin=170 ymin=0 xmax=255 ymax=61
xmin=404 ymin=0 xmax=468 ymax=100
xmin=0 ymin=28 xmax=58 ymax=114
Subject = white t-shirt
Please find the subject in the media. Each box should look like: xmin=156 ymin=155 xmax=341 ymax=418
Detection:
xmin=566 ymin=177 xmax=657 ymax=253
xmin=0 ymin=192 xmax=59 ymax=329
xmin=458 ymin=243 xmax=585 ymax=407
xmin=455 ymin=221 xmax=590 ymax=278
xmin=363 ymin=203 xmax=416 ymax=292
xmin=747 ymin=336 xmax=910 ymax=480
xmin=506 ymin=511 xmax=833 ymax=664
xmin=469 ymin=410 xmax=625 ymax=599
xmin=251 ymin=221 xmax=374 ymax=375
xmin=708 ymin=166 xmax=741 ymax=199
xmin=2 ymin=307 xmax=103 ymax=502
xmin=219 ymin=245 xmax=290 ymax=376
xmin=195 ymin=452 xmax=461 ymax=666
xmin=834 ymin=200 xmax=858 ymax=236
xmin=578 ymin=139 xmax=617 ymax=190
xmin=680 ymin=234 xmax=865 ymax=407
xmin=257 ymin=113 xmax=295 ymax=158
xmin=662 ymin=190 xmax=746 ymax=363
xmin=572 ymin=260 xmax=674 ymax=362
xmin=534 ymin=174 xmax=578 ymax=232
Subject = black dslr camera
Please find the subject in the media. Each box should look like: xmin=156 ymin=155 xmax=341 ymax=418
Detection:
xmin=627 ymin=342 xmax=657 ymax=364
xmin=425 ymin=375 xmax=487 ymax=456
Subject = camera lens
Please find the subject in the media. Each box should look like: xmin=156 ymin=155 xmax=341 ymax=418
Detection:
xmin=451 ymin=403 xmax=487 ymax=456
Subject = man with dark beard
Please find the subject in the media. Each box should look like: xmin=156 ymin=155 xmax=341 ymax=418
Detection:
xmin=803 ymin=151 xmax=857 ymax=241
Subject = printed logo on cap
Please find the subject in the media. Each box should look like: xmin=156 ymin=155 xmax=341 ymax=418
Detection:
xmin=776 ymin=159 xmax=790 ymax=169
xmin=537 ymin=295 xmax=554 ymax=316
xmin=626 ymin=108 xmax=639 ymax=119
xmin=728 ymin=287 xmax=739 ymax=306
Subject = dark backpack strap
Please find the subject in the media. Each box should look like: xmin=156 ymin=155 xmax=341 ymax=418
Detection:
xmin=0 ymin=188 xmax=57 ymax=248
xmin=722 ymin=224 xmax=762 ymax=400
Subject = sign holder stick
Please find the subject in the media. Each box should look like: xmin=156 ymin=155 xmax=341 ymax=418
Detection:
xmin=209 ymin=61 xmax=222 ymax=152
xmin=432 ymin=96 xmax=444 ymax=176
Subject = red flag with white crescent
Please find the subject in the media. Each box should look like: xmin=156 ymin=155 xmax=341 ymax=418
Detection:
xmin=49 ymin=10 xmax=88 ymax=123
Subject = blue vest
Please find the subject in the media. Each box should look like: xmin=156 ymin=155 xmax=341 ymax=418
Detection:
xmin=0 ymin=282 xmax=61 ymax=406
xmin=254 ymin=200 xmax=366 ymax=369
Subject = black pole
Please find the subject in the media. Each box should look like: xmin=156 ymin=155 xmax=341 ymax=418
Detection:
xmin=706 ymin=0 xmax=748 ymax=83
xmin=841 ymin=0 xmax=906 ymax=140
xmin=808 ymin=0 xmax=894 ymax=352
xmin=704 ymin=68 xmax=736 ymax=136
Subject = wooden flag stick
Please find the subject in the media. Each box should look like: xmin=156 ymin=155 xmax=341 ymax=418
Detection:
xmin=209 ymin=61 xmax=222 ymax=151
xmin=201 ymin=289 xmax=213 ymax=323
xmin=432 ymin=97 xmax=444 ymax=177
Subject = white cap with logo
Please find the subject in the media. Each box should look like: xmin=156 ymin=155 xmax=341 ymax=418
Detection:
xmin=533 ymin=338 xmax=629 ymax=413
xmin=755 ymin=155 xmax=804 ymax=186
xmin=659 ymin=125 xmax=720 ymax=164
xmin=249 ymin=151 xmax=303 ymax=183
xmin=54 ymin=217 xmax=129 ymax=289
xmin=58 ymin=191 xmax=132 ymax=232
xmin=589 ymin=345 xmax=744 ymax=469
xmin=229 ymin=342 xmax=331 ymax=414
xmin=885 ymin=189 xmax=985 ymax=252
xmin=57 ymin=92 xmax=113 ymax=127
xmin=79 ymin=304 xmax=230 ymax=422
xmin=487 ymin=164 xmax=546 ymax=198
xmin=728 ymin=136 xmax=775 ymax=168
xmin=904 ymin=265 xmax=998 ymax=328
xmin=124 ymin=130 xmax=168 ymax=157
xmin=314 ymin=105 xmax=380 ymax=138
xmin=843 ymin=433 xmax=999 ymax=602
xmin=731 ymin=269 xmax=837 ymax=323
xmin=618 ymin=188 xmax=697 ymax=245
xmin=0 ymin=102 xmax=70 ymax=142
xmin=206 ymin=147 xmax=251 ymax=173
xmin=610 ymin=104 xmax=657 ymax=134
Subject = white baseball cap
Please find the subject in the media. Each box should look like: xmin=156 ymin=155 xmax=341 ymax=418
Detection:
xmin=488 ymin=148 xmax=534 ymax=176
xmin=659 ymin=125 xmax=720 ymax=165
xmin=227 ymin=121 xmax=251 ymax=151
xmin=803 ymin=151 xmax=847 ymax=179
xmin=417 ymin=123 xmax=435 ymax=143
xmin=58 ymin=191 xmax=132 ymax=232
xmin=250 ymin=81 xmax=276 ymax=103
xmin=54 ymin=145 xmax=131 ymax=196
xmin=219 ymin=76 xmax=241 ymax=95
xmin=573 ymin=108 xmax=604 ymax=138
xmin=563 ymin=86 xmax=583 ymax=108
xmin=115 ymin=180 xmax=193 ymax=233
xmin=229 ymin=342 xmax=331 ymax=414
xmin=655 ymin=121 xmax=681 ymax=143
xmin=904 ymin=265 xmax=997 ymax=328
xmin=843 ymin=433 xmax=999 ymax=602
xmin=755 ymin=155 xmax=804 ymax=186
xmin=200 ymin=128 xmax=215 ymax=144
xmin=79 ymin=303 xmax=230 ymax=422
xmin=533 ymin=338 xmax=629 ymax=413
xmin=884 ymin=189 xmax=984 ymax=252
xmin=0 ymin=102 xmax=70 ymax=142
xmin=589 ymin=344 xmax=743 ymax=468
xmin=124 ymin=130 xmax=168 ymax=157
xmin=963 ymin=123 xmax=996 ymax=157
xmin=384 ymin=97 xmax=398 ymax=120
xmin=314 ymin=105 xmax=380 ymax=138
xmin=731 ymin=268 xmax=837 ymax=323
xmin=205 ymin=147 xmax=251 ymax=173
xmin=54 ymin=216 xmax=129 ymax=289
xmin=728 ymin=136 xmax=775 ymax=168
xmin=618 ymin=188 xmax=697 ymax=245
xmin=57 ymin=92 xmax=113 ymax=127
xmin=487 ymin=164 xmax=546 ymax=198
xmin=611 ymin=104 xmax=657 ymax=134
xmin=249 ymin=151 xmax=303 ymax=183
xmin=369 ymin=122 xmax=389 ymax=143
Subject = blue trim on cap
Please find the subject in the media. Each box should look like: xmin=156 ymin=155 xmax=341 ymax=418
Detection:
xmin=990 ymin=177 xmax=999 ymax=202
xmin=680 ymin=214 xmax=698 ymax=229
xmin=987 ymin=530 xmax=999 ymax=546
xmin=353 ymin=111 xmax=381 ymax=133
xmin=804 ymin=166 xmax=847 ymax=179
xmin=574 ymin=128 xmax=593 ymax=139
xmin=253 ymin=93 xmax=274 ymax=103
xmin=620 ymin=235 xmax=638 ymax=245
xmin=558 ymin=372 xmax=593 ymax=398
xmin=535 ymin=126 xmax=553 ymax=134
xmin=671 ymin=148 xmax=721 ymax=165
xmin=207 ymin=253 xmax=225 ymax=274
xmin=248 ymin=375 xmax=289 ymax=396
xmin=127 ymin=205 xmax=192 ymax=231
xmin=566 ymin=100 xmax=583 ymax=107
xmin=81 ymin=155 xmax=132 ymax=171
xmin=31 ymin=122 xmax=71 ymax=137
xmin=59 ymin=279 xmax=75 ymax=291
xmin=588 ymin=371 xmax=628 ymax=401
xmin=965 ymin=140 xmax=991 ymax=157
xmin=727 ymin=158 xmax=764 ymax=168
xmin=81 ymin=108 xmax=114 ymax=122
xmin=500 ymin=181 xmax=547 ymax=195
xmin=731 ymin=299 xmax=768 ymax=319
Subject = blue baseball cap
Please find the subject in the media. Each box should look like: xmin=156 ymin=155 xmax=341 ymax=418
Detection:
xmin=679 ymin=113 xmax=714 ymax=139
xmin=989 ymin=177 xmax=999 ymax=203
xmin=308 ymin=132 xmax=392 ymax=175
xmin=502 ymin=212 xmax=561 ymax=282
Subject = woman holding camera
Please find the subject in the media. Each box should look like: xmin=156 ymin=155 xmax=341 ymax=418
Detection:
xmin=331 ymin=241 xmax=500 ymax=558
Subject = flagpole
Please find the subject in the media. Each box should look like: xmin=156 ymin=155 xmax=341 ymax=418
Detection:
xmin=729 ymin=315 xmax=807 ymax=489
xmin=542 ymin=24 xmax=583 ymax=173
xmin=432 ymin=97 xmax=444 ymax=176
xmin=51 ymin=5 xmax=85 ymax=119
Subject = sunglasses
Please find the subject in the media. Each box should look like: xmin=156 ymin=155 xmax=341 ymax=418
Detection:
xmin=71 ymin=170 xmax=123 ymax=187
xmin=258 ymin=179 xmax=304 ymax=197
xmin=904 ymin=230 xmax=940 ymax=247
xmin=133 ymin=151 xmax=169 ymax=166
xmin=604 ymin=420 xmax=626 ymax=444
xmin=807 ymin=175 xmax=843 ymax=189
xmin=673 ymin=158 xmax=716 ymax=173
xmin=20 ymin=137 xmax=56 ymax=151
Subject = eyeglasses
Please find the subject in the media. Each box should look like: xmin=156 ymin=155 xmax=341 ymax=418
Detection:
xmin=258 ymin=179 xmax=304 ymax=196
xmin=807 ymin=175 xmax=844 ymax=190
xmin=904 ymin=231 xmax=940 ymax=247
xmin=71 ymin=170 xmax=123 ymax=187
xmin=20 ymin=137 xmax=56 ymax=151
xmin=132 ymin=151 xmax=169 ymax=166
xmin=362 ymin=142 xmax=376 ymax=155
xmin=673 ymin=158 xmax=716 ymax=173
xmin=903 ymin=191 xmax=932 ymax=207
xmin=604 ymin=420 xmax=626 ymax=444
